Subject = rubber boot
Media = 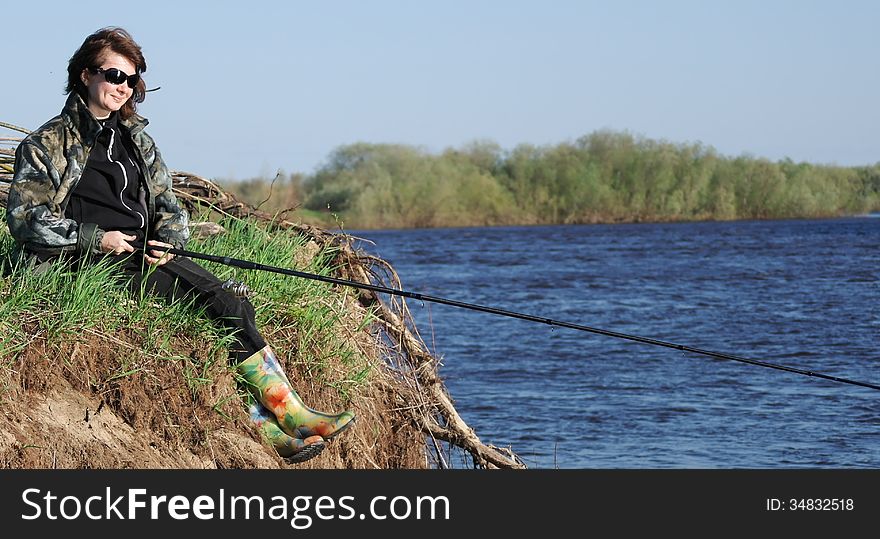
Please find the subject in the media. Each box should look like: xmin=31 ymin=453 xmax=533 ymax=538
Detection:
xmin=237 ymin=345 xmax=355 ymax=442
xmin=246 ymin=395 xmax=327 ymax=464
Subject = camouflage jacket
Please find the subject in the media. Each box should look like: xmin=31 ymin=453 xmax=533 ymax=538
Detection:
xmin=7 ymin=93 xmax=189 ymax=256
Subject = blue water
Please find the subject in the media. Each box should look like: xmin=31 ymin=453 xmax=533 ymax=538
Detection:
xmin=349 ymin=217 xmax=879 ymax=468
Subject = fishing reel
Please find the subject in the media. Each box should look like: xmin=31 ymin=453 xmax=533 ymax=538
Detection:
xmin=221 ymin=278 xmax=253 ymax=298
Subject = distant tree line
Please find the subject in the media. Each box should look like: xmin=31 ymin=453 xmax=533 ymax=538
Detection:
xmin=223 ymin=130 xmax=880 ymax=229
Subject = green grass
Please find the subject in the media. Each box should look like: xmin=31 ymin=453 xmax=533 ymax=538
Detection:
xmin=187 ymin=213 xmax=379 ymax=395
xmin=0 ymin=207 xmax=376 ymax=407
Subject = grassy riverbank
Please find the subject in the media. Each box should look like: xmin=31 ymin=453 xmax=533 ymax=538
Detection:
xmin=224 ymin=130 xmax=880 ymax=230
xmin=0 ymin=209 xmax=426 ymax=468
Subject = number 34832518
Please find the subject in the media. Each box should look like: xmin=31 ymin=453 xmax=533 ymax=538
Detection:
xmin=766 ymin=498 xmax=854 ymax=511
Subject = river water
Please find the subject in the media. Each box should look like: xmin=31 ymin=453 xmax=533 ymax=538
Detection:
xmin=349 ymin=217 xmax=879 ymax=468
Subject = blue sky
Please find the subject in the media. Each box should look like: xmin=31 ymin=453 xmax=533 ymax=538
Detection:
xmin=3 ymin=1 xmax=877 ymax=180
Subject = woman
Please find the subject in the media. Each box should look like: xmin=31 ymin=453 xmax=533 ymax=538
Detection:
xmin=6 ymin=27 xmax=354 ymax=464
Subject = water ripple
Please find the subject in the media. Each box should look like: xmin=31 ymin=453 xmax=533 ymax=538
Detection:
xmin=354 ymin=218 xmax=880 ymax=468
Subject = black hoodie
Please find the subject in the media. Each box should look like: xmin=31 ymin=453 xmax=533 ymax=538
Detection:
xmin=64 ymin=112 xmax=149 ymax=248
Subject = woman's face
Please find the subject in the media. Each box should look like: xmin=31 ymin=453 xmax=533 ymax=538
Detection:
xmin=81 ymin=51 xmax=137 ymax=119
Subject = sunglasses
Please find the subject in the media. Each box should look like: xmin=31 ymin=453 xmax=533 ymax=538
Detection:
xmin=89 ymin=66 xmax=141 ymax=89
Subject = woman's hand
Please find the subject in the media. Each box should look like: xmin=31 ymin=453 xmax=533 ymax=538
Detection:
xmin=100 ymin=231 xmax=137 ymax=255
xmin=145 ymin=240 xmax=175 ymax=266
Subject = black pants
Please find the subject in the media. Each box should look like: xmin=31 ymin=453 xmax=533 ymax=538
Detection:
xmin=113 ymin=254 xmax=267 ymax=361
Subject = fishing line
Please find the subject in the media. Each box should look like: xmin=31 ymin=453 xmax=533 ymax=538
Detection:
xmin=153 ymin=246 xmax=880 ymax=392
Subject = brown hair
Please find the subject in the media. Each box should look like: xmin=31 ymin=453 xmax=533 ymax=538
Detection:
xmin=66 ymin=27 xmax=148 ymax=120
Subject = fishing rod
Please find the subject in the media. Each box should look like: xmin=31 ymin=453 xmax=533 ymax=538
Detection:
xmin=153 ymin=246 xmax=880 ymax=392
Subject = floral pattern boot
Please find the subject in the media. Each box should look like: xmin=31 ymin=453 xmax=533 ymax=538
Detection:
xmin=237 ymin=346 xmax=355 ymax=461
